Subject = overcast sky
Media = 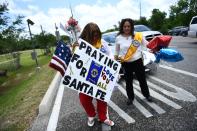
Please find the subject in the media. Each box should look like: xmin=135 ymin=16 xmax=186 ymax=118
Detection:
xmin=2 ymin=0 xmax=178 ymax=36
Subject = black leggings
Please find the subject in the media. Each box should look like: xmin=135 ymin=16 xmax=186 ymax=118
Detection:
xmin=122 ymin=58 xmax=150 ymax=100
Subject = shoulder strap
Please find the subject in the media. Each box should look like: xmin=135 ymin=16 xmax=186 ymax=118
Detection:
xmin=120 ymin=32 xmax=143 ymax=62
xmin=134 ymin=32 xmax=143 ymax=43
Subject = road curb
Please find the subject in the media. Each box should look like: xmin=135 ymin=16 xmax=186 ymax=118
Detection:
xmin=39 ymin=72 xmax=62 ymax=115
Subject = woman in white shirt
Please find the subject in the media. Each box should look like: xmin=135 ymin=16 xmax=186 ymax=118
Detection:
xmin=114 ymin=18 xmax=153 ymax=105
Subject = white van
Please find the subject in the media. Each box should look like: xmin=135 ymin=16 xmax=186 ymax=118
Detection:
xmin=188 ymin=16 xmax=197 ymax=38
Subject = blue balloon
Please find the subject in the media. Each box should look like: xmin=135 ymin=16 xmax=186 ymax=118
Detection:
xmin=155 ymin=48 xmax=184 ymax=62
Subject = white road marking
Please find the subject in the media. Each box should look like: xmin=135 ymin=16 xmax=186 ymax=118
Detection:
xmin=47 ymin=85 xmax=64 ymax=131
xmin=134 ymin=81 xmax=182 ymax=109
xmin=108 ymin=100 xmax=135 ymax=123
xmin=133 ymin=99 xmax=153 ymax=118
xmin=134 ymin=89 xmax=166 ymax=114
xmin=47 ymin=63 xmax=197 ymax=127
xmin=148 ymin=76 xmax=197 ymax=102
xmin=117 ymin=83 xmax=153 ymax=118
xmin=159 ymin=64 xmax=197 ymax=78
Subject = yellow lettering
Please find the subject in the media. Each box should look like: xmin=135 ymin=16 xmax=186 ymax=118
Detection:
xmin=97 ymin=82 xmax=107 ymax=90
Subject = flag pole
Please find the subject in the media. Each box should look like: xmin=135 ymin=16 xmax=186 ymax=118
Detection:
xmin=69 ymin=3 xmax=73 ymax=18
xmin=68 ymin=2 xmax=78 ymax=42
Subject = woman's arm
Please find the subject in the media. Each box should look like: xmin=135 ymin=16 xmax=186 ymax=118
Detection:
xmin=141 ymin=37 xmax=151 ymax=52
xmin=114 ymin=37 xmax=121 ymax=60
xmin=72 ymin=41 xmax=79 ymax=53
xmin=101 ymin=39 xmax=114 ymax=59
xmin=114 ymin=44 xmax=120 ymax=60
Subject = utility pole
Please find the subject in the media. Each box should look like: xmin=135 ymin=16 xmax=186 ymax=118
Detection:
xmin=40 ymin=25 xmax=44 ymax=36
xmin=40 ymin=25 xmax=49 ymax=54
xmin=27 ymin=19 xmax=39 ymax=69
xmin=55 ymin=23 xmax=60 ymax=41
xmin=139 ymin=1 xmax=142 ymax=20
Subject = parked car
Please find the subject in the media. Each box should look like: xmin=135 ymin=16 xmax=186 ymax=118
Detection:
xmin=168 ymin=26 xmax=188 ymax=36
xmin=180 ymin=27 xmax=189 ymax=36
xmin=102 ymin=31 xmax=118 ymax=46
xmin=134 ymin=25 xmax=162 ymax=42
xmin=102 ymin=25 xmax=163 ymax=45
xmin=188 ymin=16 xmax=197 ymax=38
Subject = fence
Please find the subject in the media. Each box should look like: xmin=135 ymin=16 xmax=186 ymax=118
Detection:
xmin=0 ymin=52 xmax=20 ymax=71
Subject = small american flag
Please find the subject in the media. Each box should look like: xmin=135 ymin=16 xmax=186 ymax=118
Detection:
xmin=49 ymin=40 xmax=72 ymax=76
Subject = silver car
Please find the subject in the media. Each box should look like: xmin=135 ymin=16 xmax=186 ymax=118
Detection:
xmin=134 ymin=25 xmax=162 ymax=42
xmin=103 ymin=25 xmax=162 ymax=45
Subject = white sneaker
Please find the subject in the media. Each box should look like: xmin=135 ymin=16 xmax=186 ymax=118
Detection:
xmin=87 ymin=117 xmax=95 ymax=127
xmin=103 ymin=119 xmax=114 ymax=126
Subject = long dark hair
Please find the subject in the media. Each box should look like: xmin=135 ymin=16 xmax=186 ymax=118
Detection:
xmin=118 ymin=18 xmax=134 ymax=37
xmin=79 ymin=22 xmax=102 ymax=45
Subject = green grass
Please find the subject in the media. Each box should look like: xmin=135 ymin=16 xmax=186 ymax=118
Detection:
xmin=0 ymin=54 xmax=12 ymax=62
xmin=0 ymin=49 xmax=44 ymax=70
xmin=0 ymin=50 xmax=56 ymax=130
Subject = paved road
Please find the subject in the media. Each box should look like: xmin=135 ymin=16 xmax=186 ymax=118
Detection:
xmin=31 ymin=36 xmax=197 ymax=131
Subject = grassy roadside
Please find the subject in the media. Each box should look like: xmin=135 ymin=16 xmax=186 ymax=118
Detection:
xmin=0 ymin=51 xmax=56 ymax=130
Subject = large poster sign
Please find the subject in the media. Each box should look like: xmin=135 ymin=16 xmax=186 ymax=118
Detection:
xmin=60 ymin=38 xmax=121 ymax=102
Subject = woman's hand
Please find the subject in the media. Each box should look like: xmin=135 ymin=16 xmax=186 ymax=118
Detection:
xmin=114 ymin=55 xmax=119 ymax=60
xmin=114 ymin=55 xmax=122 ymax=62
xmin=73 ymin=41 xmax=79 ymax=47
xmin=72 ymin=41 xmax=79 ymax=53
xmin=149 ymin=50 xmax=153 ymax=53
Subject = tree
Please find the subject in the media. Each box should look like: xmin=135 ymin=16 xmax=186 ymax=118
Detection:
xmin=61 ymin=35 xmax=71 ymax=43
xmin=169 ymin=0 xmax=197 ymax=27
xmin=134 ymin=17 xmax=149 ymax=26
xmin=2 ymin=15 xmax=24 ymax=52
xmin=0 ymin=2 xmax=25 ymax=69
xmin=17 ymin=36 xmax=32 ymax=50
xmin=149 ymin=9 xmax=167 ymax=32
xmin=0 ymin=2 xmax=24 ymax=54
xmin=0 ymin=3 xmax=9 ymax=54
xmin=35 ymin=32 xmax=56 ymax=54
xmin=0 ymin=2 xmax=9 ymax=30
xmin=189 ymin=0 xmax=197 ymax=14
